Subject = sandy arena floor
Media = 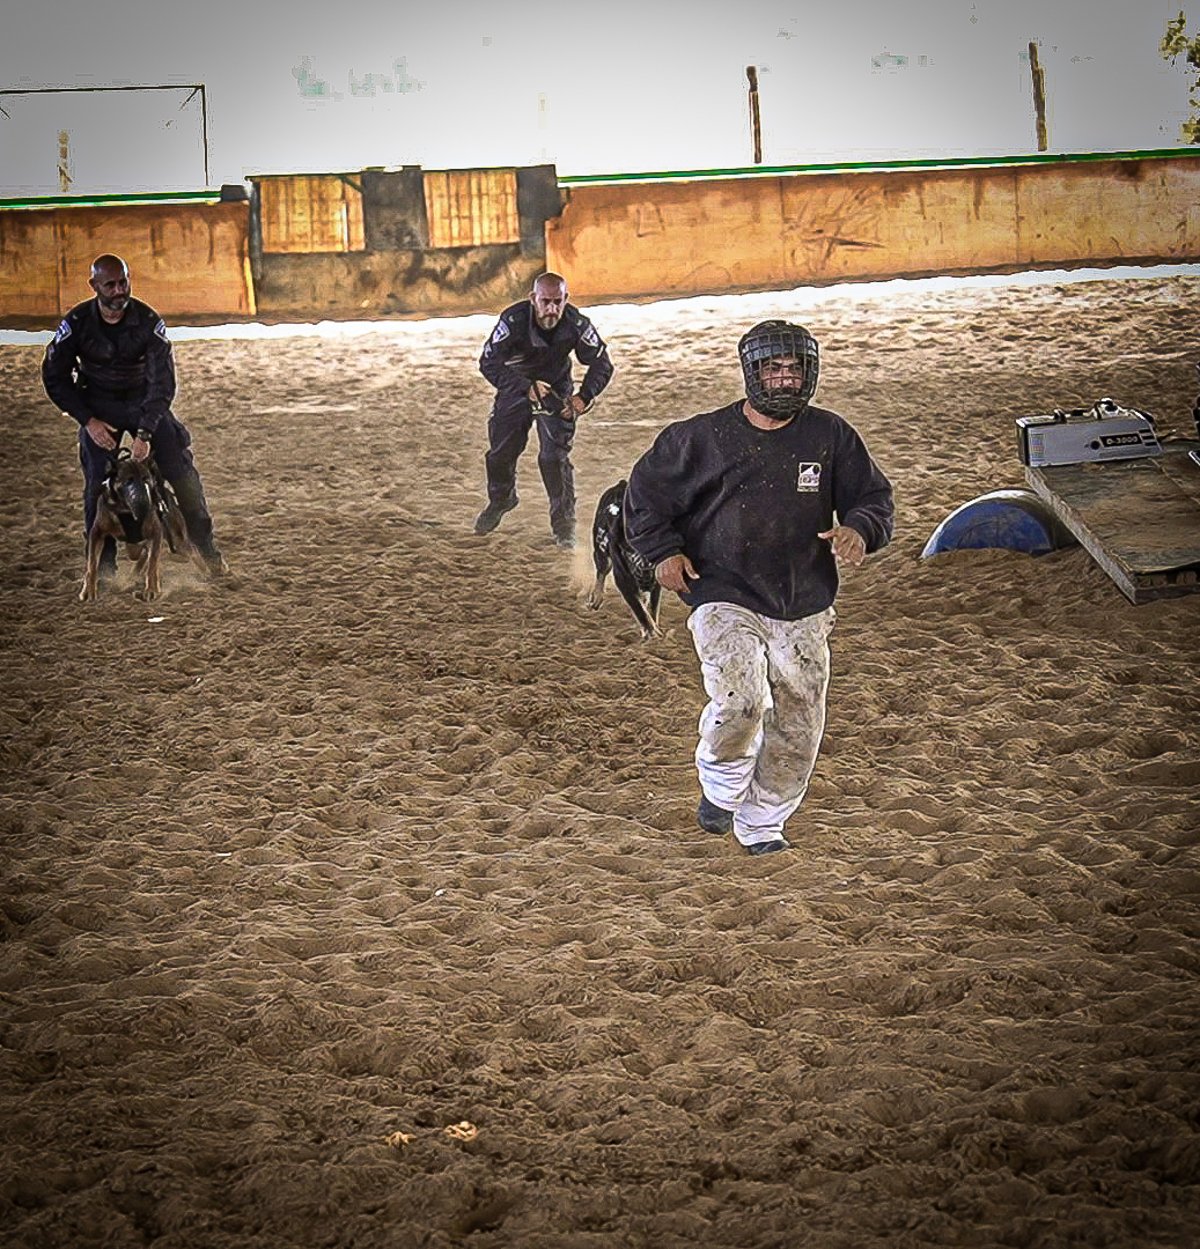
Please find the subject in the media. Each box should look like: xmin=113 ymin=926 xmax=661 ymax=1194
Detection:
xmin=1 ymin=271 xmax=1199 ymax=1248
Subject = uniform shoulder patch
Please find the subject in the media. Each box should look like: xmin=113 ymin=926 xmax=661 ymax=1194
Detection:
xmin=580 ymin=322 xmax=600 ymax=349
xmin=53 ymin=318 xmax=73 ymax=344
xmin=490 ymin=318 xmax=511 ymax=345
xmin=154 ymin=318 xmax=170 ymax=342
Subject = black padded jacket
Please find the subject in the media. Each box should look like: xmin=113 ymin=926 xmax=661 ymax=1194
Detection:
xmin=624 ymin=400 xmax=895 ymax=621
xmin=42 ymin=297 xmax=176 ymax=434
xmin=479 ymin=300 xmax=613 ymax=405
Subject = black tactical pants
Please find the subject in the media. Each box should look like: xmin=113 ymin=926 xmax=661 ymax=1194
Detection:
xmin=484 ymin=393 xmax=576 ymax=537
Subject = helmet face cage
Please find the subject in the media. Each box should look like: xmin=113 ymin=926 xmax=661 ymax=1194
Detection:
xmin=738 ymin=320 xmax=820 ymax=417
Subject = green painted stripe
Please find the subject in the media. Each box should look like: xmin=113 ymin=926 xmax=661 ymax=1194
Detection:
xmin=2 ymin=146 xmax=1193 ymax=208
xmin=557 ymin=147 xmax=1197 ymax=186
xmin=0 ymin=190 xmax=222 ymax=210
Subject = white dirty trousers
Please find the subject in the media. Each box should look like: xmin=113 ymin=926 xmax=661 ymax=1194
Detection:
xmin=687 ymin=601 xmax=835 ymax=848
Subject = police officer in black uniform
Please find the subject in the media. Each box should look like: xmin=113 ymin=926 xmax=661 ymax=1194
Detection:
xmin=475 ymin=271 xmax=614 ymax=548
xmin=42 ymin=254 xmax=226 ymax=579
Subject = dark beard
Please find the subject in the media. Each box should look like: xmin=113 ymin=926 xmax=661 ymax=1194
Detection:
xmin=758 ymin=386 xmax=807 ymax=417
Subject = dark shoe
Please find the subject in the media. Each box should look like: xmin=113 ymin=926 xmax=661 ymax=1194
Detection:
xmin=474 ymin=496 xmax=518 ymax=535
xmin=198 ymin=542 xmax=229 ymax=577
xmin=746 ymin=837 xmax=790 ymax=856
xmin=697 ymin=795 xmax=733 ymax=835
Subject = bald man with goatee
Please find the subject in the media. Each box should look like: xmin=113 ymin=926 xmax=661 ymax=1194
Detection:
xmin=474 ymin=272 xmax=613 ymax=549
xmin=42 ymin=254 xmax=226 ymax=581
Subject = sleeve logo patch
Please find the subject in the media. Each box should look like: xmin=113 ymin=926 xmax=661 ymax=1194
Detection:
xmin=796 ymin=463 xmax=822 ymax=493
xmin=154 ymin=319 xmax=170 ymax=342
xmin=490 ymin=319 xmax=510 ymax=345
xmin=53 ymin=319 xmax=72 ymax=343
xmin=580 ymin=324 xmax=599 ymax=348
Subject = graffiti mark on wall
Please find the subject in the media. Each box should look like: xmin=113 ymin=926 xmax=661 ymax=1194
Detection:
xmin=635 ymin=204 xmax=665 ymax=237
xmin=783 ymin=187 xmax=883 ymax=274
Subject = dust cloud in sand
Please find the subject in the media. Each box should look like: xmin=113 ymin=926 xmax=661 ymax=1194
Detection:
xmin=1 ymin=270 xmax=1199 ymax=1248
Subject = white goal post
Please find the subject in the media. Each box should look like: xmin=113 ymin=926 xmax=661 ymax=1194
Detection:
xmin=0 ymin=84 xmax=210 ymax=197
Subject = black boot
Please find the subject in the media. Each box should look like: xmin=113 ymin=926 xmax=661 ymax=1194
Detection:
xmin=196 ymin=539 xmax=228 ymax=576
xmin=171 ymin=471 xmax=225 ymax=574
xmin=171 ymin=470 xmax=215 ymax=550
xmin=474 ymin=495 xmax=518 ymax=535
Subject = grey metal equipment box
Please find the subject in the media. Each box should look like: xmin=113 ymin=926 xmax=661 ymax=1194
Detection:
xmin=1016 ymin=398 xmax=1162 ymax=468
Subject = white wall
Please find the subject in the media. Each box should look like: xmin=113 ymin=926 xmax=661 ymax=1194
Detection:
xmin=1 ymin=0 xmax=1193 ymax=195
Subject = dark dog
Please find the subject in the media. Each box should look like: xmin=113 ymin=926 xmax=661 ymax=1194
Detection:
xmin=586 ymin=479 xmax=662 ymax=640
xmin=81 ymin=452 xmax=200 ymax=602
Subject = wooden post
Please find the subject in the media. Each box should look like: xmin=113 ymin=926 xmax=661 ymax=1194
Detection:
xmin=746 ymin=66 xmax=762 ymax=164
xmin=57 ymin=130 xmax=71 ymax=192
xmin=1028 ymin=41 xmax=1048 ymax=151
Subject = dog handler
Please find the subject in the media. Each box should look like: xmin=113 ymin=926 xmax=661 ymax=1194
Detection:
xmin=623 ymin=320 xmax=894 ymax=856
xmin=42 ymin=254 xmax=226 ymax=579
xmin=474 ymin=272 xmax=614 ymax=548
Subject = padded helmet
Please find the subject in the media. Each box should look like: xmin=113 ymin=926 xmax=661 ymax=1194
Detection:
xmin=738 ymin=320 xmax=820 ymax=418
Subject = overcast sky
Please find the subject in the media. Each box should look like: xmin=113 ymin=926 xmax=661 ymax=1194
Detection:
xmin=1 ymin=0 xmax=1194 ymax=194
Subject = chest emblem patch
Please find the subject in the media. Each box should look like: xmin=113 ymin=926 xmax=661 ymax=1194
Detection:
xmin=796 ymin=462 xmax=822 ymax=493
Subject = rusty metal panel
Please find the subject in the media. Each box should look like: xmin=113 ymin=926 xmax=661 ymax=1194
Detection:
xmin=780 ymin=168 xmax=1022 ymax=282
xmin=545 ymin=178 xmax=787 ymax=298
xmin=548 ymin=156 xmax=1200 ymax=302
xmin=424 ymin=169 xmax=519 ymax=249
xmin=62 ymin=202 xmax=253 ymax=317
xmin=0 ymin=202 xmax=253 ymax=322
xmin=254 ymin=247 xmax=538 ymax=319
xmin=361 ymin=168 xmax=428 ymax=250
xmin=258 ymin=175 xmax=365 ymax=254
xmin=0 ymin=210 xmax=61 ymax=319
xmin=1015 ymin=159 xmax=1200 ymax=265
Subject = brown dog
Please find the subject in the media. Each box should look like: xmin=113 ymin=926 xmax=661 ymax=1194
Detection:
xmin=80 ymin=453 xmax=200 ymax=602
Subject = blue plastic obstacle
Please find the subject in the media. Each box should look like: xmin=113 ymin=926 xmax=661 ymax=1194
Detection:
xmin=920 ymin=488 xmax=1077 ymax=559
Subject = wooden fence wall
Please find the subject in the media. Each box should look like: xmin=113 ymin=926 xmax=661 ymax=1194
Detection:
xmin=0 ymin=202 xmax=253 ymax=324
xmin=3 ymin=153 xmax=1198 ymax=326
xmin=545 ymin=155 xmax=1200 ymax=302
